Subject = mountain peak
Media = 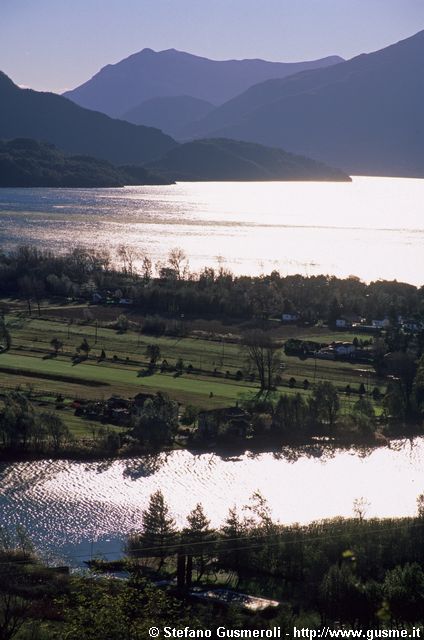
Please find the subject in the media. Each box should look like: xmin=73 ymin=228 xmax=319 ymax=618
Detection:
xmin=184 ymin=28 xmax=424 ymax=177
xmin=63 ymin=49 xmax=344 ymax=118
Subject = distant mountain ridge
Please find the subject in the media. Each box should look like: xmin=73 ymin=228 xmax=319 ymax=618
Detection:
xmin=63 ymin=48 xmax=344 ymax=118
xmin=122 ymin=95 xmax=215 ymax=138
xmin=0 ymin=138 xmax=170 ymax=187
xmin=0 ymin=71 xmax=176 ymax=165
xmin=146 ymin=138 xmax=351 ymax=182
xmin=0 ymin=70 xmax=351 ymax=184
xmin=183 ymin=30 xmax=424 ymax=177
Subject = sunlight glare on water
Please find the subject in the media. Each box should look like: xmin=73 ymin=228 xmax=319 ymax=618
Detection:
xmin=0 ymin=177 xmax=423 ymax=284
xmin=1 ymin=439 xmax=424 ymax=563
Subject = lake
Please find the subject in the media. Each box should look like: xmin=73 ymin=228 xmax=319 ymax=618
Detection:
xmin=1 ymin=177 xmax=423 ymax=565
xmin=1 ymin=439 xmax=424 ymax=565
xmin=0 ymin=177 xmax=423 ymax=284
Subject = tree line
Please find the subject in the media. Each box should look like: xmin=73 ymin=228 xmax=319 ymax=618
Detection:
xmin=3 ymin=496 xmax=424 ymax=637
xmin=124 ymin=489 xmax=424 ymax=629
xmin=0 ymin=245 xmax=423 ymax=325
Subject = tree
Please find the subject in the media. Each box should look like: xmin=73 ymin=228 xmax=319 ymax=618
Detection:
xmin=0 ymin=538 xmax=33 ymax=640
xmin=311 ymin=381 xmax=340 ymax=431
xmin=383 ymin=381 xmax=408 ymax=423
xmin=414 ymin=354 xmax=424 ymax=414
xmin=416 ymin=493 xmax=424 ymax=518
xmin=116 ymin=244 xmax=139 ymax=277
xmin=79 ymin=338 xmax=91 ymax=357
xmin=0 ymin=587 xmax=30 ymax=640
xmin=132 ymin=392 xmax=178 ymax=448
xmin=181 ymin=405 xmax=198 ymax=426
xmin=0 ymin=392 xmax=36 ymax=450
xmin=351 ymin=397 xmax=376 ymax=434
xmin=327 ymin=296 xmax=342 ymax=329
xmin=219 ymin=507 xmax=249 ymax=578
xmin=127 ymin=490 xmax=177 ymax=570
xmin=41 ymin=412 xmax=70 ymax=451
xmin=167 ymin=247 xmax=189 ymax=280
xmin=385 ymin=351 xmax=418 ymax=418
xmin=116 ymin=314 xmax=129 ymax=333
xmin=145 ymin=344 xmax=161 ymax=364
xmin=50 ymin=337 xmax=63 ymax=354
xmin=273 ymin=393 xmax=307 ymax=436
xmin=353 ymin=496 xmax=370 ymax=521
xmin=17 ymin=275 xmax=33 ymax=315
xmin=0 ymin=318 xmax=11 ymax=351
xmin=183 ymin=504 xmax=214 ymax=581
xmin=141 ymin=255 xmax=153 ymax=282
xmin=319 ymin=564 xmax=366 ymax=625
xmin=372 ymin=337 xmax=388 ymax=376
xmin=383 ymin=563 xmax=424 ymax=623
xmin=62 ymin=572 xmax=194 ymax=640
xmin=241 ymin=329 xmax=280 ymax=392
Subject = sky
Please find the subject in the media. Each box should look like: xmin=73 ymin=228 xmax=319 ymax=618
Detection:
xmin=1 ymin=0 xmax=424 ymax=93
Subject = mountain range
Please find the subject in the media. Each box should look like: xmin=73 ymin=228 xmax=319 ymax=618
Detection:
xmin=0 ymin=71 xmax=175 ymax=166
xmin=3 ymin=29 xmax=423 ymax=181
xmin=60 ymin=32 xmax=424 ymax=177
xmin=180 ymin=30 xmax=424 ymax=176
xmin=0 ymin=72 xmax=349 ymax=184
xmin=63 ymin=48 xmax=343 ymax=118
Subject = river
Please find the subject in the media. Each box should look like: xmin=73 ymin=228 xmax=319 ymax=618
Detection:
xmin=1 ymin=439 xmax=424 ymax=565
xmin=0 ymin=177 xmax=423 ymax=284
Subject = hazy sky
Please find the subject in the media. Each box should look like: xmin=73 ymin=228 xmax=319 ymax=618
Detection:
xmin=1 ymin=0 xmax=424 ymax=93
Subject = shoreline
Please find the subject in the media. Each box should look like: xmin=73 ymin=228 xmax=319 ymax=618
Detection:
xmin=0 ymin=428 xmax=420 ymax=465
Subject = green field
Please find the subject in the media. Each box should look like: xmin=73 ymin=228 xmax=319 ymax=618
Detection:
xmin=1 ymin=310 xmax=385 ymax=422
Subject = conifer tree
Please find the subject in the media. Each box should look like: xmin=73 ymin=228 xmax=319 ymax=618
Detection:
xmin=184 ymin=503 xmax=214 ymax=581
xmin=138 ymin=490 xmax=177 ymax=569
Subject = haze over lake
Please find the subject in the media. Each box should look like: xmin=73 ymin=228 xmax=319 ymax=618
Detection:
xmin=1 ymin=176 xmax=423 ymax=285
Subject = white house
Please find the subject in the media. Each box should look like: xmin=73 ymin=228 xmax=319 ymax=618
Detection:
xmin=335 ymin=318 xmax=348 ymax=328
xmin=332 ymin=342 xmax=356 ymax=356
xmin=282 ymin=313 xmax=299 ymax=323
xmin=372 ymin=318 xmax=390 ymax=329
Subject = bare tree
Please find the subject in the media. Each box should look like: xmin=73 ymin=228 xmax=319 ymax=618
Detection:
xmin=353 ymin=497 xmax=370 ymax=521
xmin=241 ymin=330 xmax=280 ymax=392
xmin=167 ymin=247 xmax=189 ymax=280
xmin=116 ymin=244 xmax=140 ymax=277
xmin=141 ymin=255 xmax=153 ymax=281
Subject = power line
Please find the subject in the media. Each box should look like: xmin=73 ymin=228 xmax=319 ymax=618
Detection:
xmin=56 ymin=518 xmax=424 ymax=563
xmin=1 ymin=518 xmax=423 ymax=569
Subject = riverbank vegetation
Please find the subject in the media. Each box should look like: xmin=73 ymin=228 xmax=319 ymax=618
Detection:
xmin=121 ymin=490 xmax=424 ymax=629
xmin=4 ymin=494 xmax=424 ymax=638
xmin=0 ymin=245 xmax=423 ymax=458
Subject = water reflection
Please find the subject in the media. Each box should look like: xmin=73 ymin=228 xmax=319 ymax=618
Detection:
xmin=0 ymin=439 xmax=424 ymax=564
xmin=122 ymin=453 xmax=169 ymax=480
